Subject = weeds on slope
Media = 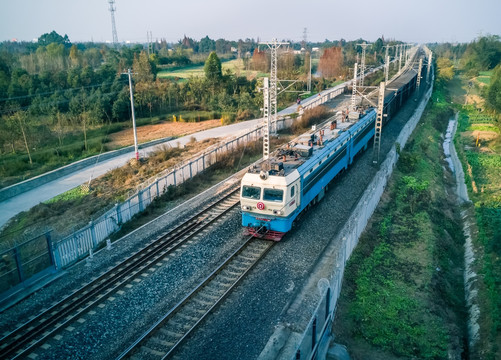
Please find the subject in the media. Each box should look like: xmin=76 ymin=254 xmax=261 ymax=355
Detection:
xmin=334 ymin=84 xmax=466 ymax=359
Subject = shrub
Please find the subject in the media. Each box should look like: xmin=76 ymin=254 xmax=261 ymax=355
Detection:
xmin=292 ymin=106 xmax=331 ymax=133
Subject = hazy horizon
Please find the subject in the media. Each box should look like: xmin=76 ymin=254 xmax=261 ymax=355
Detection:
xmin=1 ymin=0 xmax=500 ymax=45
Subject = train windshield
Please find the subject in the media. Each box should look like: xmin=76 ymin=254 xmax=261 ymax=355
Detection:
xmin=263 ymin=188 xmax=284 ymax=202
xmin=242 ymin=185 xmax=261 ymax=199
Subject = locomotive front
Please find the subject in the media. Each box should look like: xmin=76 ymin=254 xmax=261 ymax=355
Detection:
xmin=240 ymin=163 xmax=300 ymax=241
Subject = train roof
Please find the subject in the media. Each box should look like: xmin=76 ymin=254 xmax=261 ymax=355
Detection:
xmin=246 ymin=109 xmax=375 ymax=178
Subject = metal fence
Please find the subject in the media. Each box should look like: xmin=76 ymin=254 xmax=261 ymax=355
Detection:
xmin=0 ymin=232 xmax=54 ymax=296
xmin=51 ymin=115 xmax=301 ymax=269
xmin=290 ymin=80 xmax=434 ymax=359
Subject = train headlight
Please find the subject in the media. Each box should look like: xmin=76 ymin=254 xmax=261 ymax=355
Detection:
xmin=273 ymin=210 xmax=284 ymax=215
xmin=242 ymin=205 xmax=251 ymax=211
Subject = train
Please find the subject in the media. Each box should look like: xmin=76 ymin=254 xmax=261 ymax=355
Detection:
xmin=240 ymin=66 xmax=420 ymax=241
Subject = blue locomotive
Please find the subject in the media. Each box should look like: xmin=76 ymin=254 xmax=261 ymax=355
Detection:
xmin=240 ymin=69 xmax=418 ymax=241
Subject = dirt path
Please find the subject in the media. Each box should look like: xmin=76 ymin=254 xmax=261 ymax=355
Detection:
xmin=108 ymin=120 xmax=222 ymax=148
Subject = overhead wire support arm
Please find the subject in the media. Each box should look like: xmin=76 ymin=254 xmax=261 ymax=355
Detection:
xmin=372 ymin=82 xmax=386 ymax=165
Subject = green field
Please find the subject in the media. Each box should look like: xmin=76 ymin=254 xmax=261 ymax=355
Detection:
xmin=157 ymin=59 xmax=268 ymax=80
xmin=476 ymin=70 xmax=493 ymax=85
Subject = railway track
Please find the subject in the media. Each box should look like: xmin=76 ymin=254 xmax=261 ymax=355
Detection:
xmin=0 ymin=186 xmax=241 ymax=360
xmin=116 ymin=236 xmax=273 ymax=360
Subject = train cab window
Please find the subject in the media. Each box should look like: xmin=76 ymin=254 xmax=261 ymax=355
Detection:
xmin=263 ymin=188 xmax=284 ymax=202
xmin=290 ymin=186 xmax=295 ymax=197
xmin=242 ymin=186 xmax=261 ymax=199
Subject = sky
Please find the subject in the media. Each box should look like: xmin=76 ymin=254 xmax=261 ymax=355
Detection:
xmin=0 ymin=0 xmax=500 ymax=45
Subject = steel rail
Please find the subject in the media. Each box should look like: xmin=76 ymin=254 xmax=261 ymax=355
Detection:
xmin=0 ymin=186 xmax=240 ymax=360
xmin=116 ymin=236 xmax=273 ymax=360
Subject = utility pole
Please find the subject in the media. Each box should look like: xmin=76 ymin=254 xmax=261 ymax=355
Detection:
xmin=108 ymin=0 xmax=119 ymax=49
xmin=124 ymin=69 xmax=139 ymax=161
xmin=302 ymin=27 xmax=308 ymax=50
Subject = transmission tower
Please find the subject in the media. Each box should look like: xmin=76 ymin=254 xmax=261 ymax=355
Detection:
xmin=357 ymin=42 xmax=370 ymax=87
xmin=147 ymin=31 xmax=153 ymax=56
xmin=302 ymin=28 xmax=308 ymax=50
xmin=108 ymin=0 xmax=119 ymax=48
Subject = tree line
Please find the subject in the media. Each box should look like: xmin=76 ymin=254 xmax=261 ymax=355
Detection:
xmin=432 ymin=35 xmax=501 ymax=115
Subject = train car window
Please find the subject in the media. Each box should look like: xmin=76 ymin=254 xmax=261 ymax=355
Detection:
xmin=263 ymin=188 xmax=284 ymax=202
xmin=242 ymin=186 xmax=261 ymax=199
xmin=291 ymin=186 xmax=295 ymax=197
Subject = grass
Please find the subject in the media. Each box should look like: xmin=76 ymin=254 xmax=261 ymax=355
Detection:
xmin=157 ymin=59 xmax=268 ymax=80
xmin=466 ymin=124 xmax=500 ymax=133
xmin=333 ymin=82 xmax=466 ymax=358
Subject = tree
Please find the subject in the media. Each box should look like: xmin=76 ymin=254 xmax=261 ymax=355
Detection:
xmin=436 ymin=57 xmax=454 ymax=83
xmin=486 ymin=65 xmax=501 ymax=114
xmin=373 ymin=37 xmax=384 ymax=54
xmin=463 ymin=35 xmax=501 ymax=71
xmin=133 ymin=51 xmax=154 ymax=82
xmin=69 ymin=45 xmax=81 ymax=67
xmin=199 ymin=36 xmax=216 ymax=53
xmin=318 ymin=47 xmax=343 ymax=79
xmin=251 ymin=49 xmax=268 ymax=72
xmin=38 ymin=31 xmax=70 ymax=47
xmin=8 ymin=111 xmax=33 ymax=164
xmin=204 ymin=51 xmax=222 ymax=83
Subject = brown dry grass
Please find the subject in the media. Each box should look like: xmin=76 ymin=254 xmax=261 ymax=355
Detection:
xmin=108 ymin=120 xmax=222 ymax=148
